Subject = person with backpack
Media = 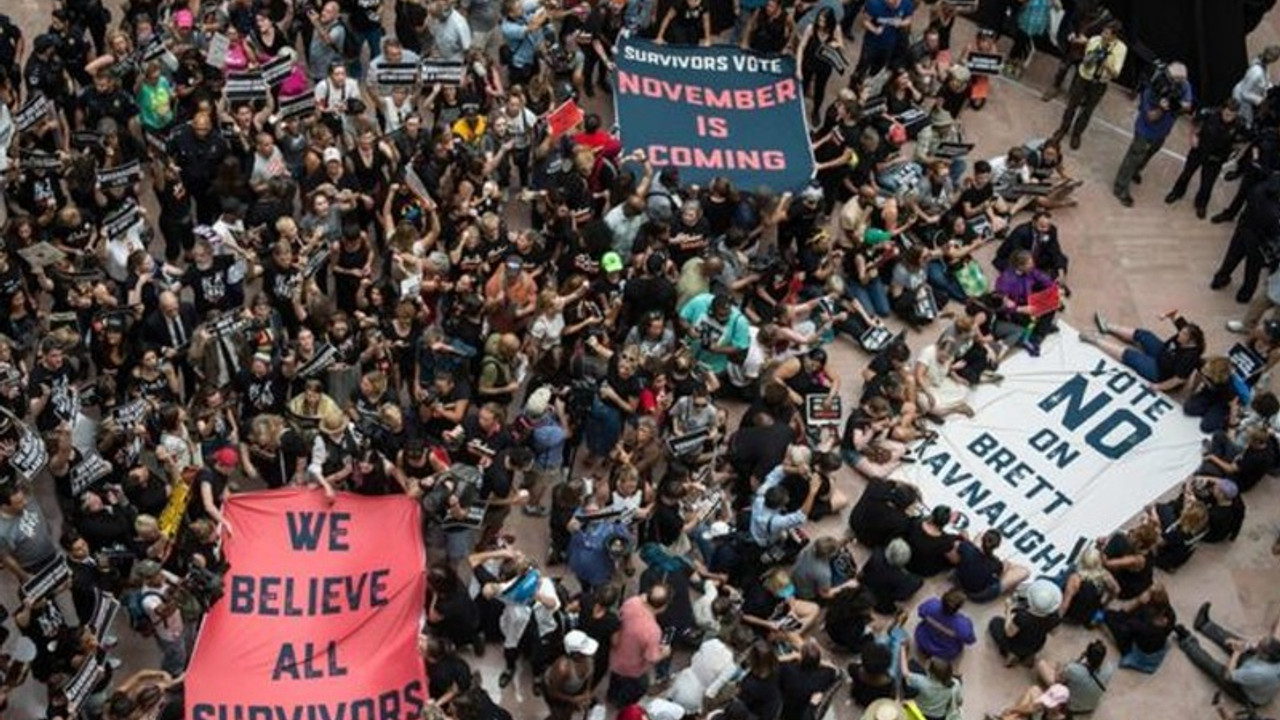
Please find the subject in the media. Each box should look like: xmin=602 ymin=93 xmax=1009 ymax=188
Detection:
xmin=305 ymin=1 xmax=348 ymax=82
xmin=135 ymin=560 xmax=188 ymax=676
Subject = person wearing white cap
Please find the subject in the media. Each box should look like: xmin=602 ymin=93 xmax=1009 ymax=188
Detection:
xmin=988 ymin=682 xmax=1070 ymax=720
xmin=545 ymin=630 xmax=598 ymax=720
xmin=988 ymin=579 xmax=1063 ymax=667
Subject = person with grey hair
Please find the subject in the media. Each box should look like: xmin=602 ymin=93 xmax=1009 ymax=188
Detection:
xmin=1232 ymin=46 xmax=1280 ymax=127
xmin=859 ymin=537 xmax=924 ymax=614
xmin=1113 ymin=61 xmax=1194 ymax=208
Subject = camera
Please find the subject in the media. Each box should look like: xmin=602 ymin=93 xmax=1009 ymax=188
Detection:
xmin=1148 ymin=61 xmax=1185 ymax=111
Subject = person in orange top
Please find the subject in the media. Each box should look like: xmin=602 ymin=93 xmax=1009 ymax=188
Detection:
xmin=485 ymin=255 xmax=539 ymax=334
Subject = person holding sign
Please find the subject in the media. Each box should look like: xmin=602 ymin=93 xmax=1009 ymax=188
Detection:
xmin=0 ymin=485 xmax=81 ymax=629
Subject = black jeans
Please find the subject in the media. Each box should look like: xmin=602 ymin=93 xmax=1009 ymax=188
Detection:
xmin=1056 ymin=77 xmax=1108 ymax=140
xmin=1170 ymin=148 xmax=1225 ymax=210
xmin=1177 ymin=618 xmax=1255 ymax=706
xmin=1213 ymin=224 xmax=1270 ymax=301
xmin=802 ymin=56 xmax=834 ymax=125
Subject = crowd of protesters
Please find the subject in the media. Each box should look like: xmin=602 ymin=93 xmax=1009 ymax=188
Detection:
xmin=0 ymin=0 xmax=1276 ymax=718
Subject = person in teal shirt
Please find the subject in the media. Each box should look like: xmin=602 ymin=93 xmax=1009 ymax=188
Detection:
xmin=137 ymin=61 xmax=175 ymax=132
xmin=679 ymin=292 xmax=751 ymax=375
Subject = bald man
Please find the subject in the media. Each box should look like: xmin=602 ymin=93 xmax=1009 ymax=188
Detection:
xmin=1113 ymin=62 xmax=1194 ymax=207
xmin=142 ymin=291 xmax=200 ymax=396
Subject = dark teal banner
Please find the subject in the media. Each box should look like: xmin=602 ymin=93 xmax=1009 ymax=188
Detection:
xmin=613 ymin=36 xmax=815 ymax=192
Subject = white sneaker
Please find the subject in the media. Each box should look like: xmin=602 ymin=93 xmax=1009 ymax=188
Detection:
xmin=1226 ymin=320 xmax=1248 ymax=333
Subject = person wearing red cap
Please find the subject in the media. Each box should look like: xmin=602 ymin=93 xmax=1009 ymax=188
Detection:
xmin=191 ymin=446 xmax=239 ymax=530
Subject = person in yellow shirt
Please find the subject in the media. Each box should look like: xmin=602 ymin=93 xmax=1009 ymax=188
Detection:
xmin=451 ymin=103 xmax=488 ymax=151
xmin=1051 ymin=20 xmax=1127 ymax=150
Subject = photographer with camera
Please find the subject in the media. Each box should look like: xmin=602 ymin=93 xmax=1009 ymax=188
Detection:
xmin=1052 ymin=20 xmax=1126 ymax=151
xmin=1113 ymin=61 xmax=1193 ymax=208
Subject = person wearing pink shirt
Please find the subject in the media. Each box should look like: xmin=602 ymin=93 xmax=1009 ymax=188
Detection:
xmin=607 ymin=585 xmax=671 ymax=707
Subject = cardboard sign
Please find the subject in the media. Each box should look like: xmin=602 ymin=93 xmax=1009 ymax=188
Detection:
xmin=420 ymin=59 xmax=464 ymax=85
xmin=804 ymin=394 xmax=843 ymax=426
xmin=98 ymin=160 xmax=144 ymax=190
xmin=375 ymin=62 xmax=421 ymax=87
xmin=18 ymin=241 xmax=66 ymax=269
xmin=185 ymin=490 xmax=428 ymax=720
xmin=966 ymin=52 xmax=1005 ymax=76
xmin=614 ymin=37 xmax=815 ymax=191
xmin=205 ymin=33 xmax=231 ymax=69
xmin=14 ymin=95 xmax=53 ymax=132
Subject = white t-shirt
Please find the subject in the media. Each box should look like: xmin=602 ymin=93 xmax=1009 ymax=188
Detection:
xmin=141 ymin=583 xmax=184 ymax=642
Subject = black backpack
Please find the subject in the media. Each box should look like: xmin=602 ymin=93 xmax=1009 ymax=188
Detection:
xmin=337 ymin=18 xmax=362 ymax=59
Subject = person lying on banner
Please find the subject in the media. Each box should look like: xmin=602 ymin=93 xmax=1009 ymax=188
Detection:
xmin=1080 ymin=308 xmax=1205 ymax=393
xmin=992 ymin=249 xmax=1061 ymax=357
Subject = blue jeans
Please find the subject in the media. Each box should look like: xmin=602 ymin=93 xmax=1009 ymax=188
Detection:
xmin=927 ymin=259 xmax=966 ymax=303
xmin=849 ymin=278 xmax=890 ymax=317
xmin=348 ymin=25 xmax=384 ymax=77
xmin=1120 ymin=328 xmax=1165 ymax=382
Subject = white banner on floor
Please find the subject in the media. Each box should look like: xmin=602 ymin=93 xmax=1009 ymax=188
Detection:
xmin=898 ymin=326 xmax=1203 ymax=575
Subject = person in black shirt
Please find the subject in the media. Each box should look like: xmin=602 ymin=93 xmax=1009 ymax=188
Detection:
xmin=1211 ymin=173 xmax=1280 ymax=302
xmin=1165 ymin=100 xmax=1246 ymax=218
xmin=179 ymin=238 xmax=246 ymax=316
xmin=1081 ymin=309 xmax=1205 ymax=392
xmin=994 ymin=212 xmax=1070 ymax=278
xmin=656 ymin=0 xmax=712 ymax=46
xmin=742 ymin=0 xmax=794 ymax=54
xmin=778 ymin=640 xmax=840 ymax=720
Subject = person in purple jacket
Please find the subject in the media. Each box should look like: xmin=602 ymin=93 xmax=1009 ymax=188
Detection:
xmin=913 ymin=588 xmax=977 ymax=662
xmin=995 ymin=249 xmax=1058 ymax=357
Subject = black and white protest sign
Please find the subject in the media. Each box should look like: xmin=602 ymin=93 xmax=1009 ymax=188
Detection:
xmin=420 ymin=59 xmax=464 ymax=85
xmin=20 ymin=558 xmax=71 ymax=605
xmin=297 ymin=343 xmax=339 ymax=379
xmin=303 ymin=244 xmax=331 ymax=279
xmin=20 ymin=149 xmax=63 ymax=172
xmin=966 ymin=52 xmax=1004 ymax=75
xmin=70 ymin=455 xmax=113 ymax=496
xmin=15 ymin=95 xmax=53 ymax=132
xmin=804 ymin=394 xmax=843 ymax=426
xmin=65 ymin=655 xmax=104 ymax=714
xmin=226 ymin=70 xmax=269 ymax=101
xmin=91 ymin=589 xmax=121 ymax=640
xmin=98 ymin=160 xmax=144 ymax=190
xmin=935 ymin=142 xmax=976 ymax=159
xmin=376 ymin=62 xmax=420 ymax=87
xmin=108 ymin=398 xmax=150 ymax=427
xmin=278 ymin=93 xmax=317 ymax=120
xmin=104 ymin=202 xmax=145 ymax=242
xmin=9 ymin=418 xmax=49 ymax=480
xmin=261 ymin=54 xmax=293 ymax=86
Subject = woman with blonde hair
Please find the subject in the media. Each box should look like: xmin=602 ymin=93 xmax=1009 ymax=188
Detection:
xmin=1057 ymin=546 xmax=1120 ymax=626
xmin=1184 ymin=355 xmax=1237 ymax=433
